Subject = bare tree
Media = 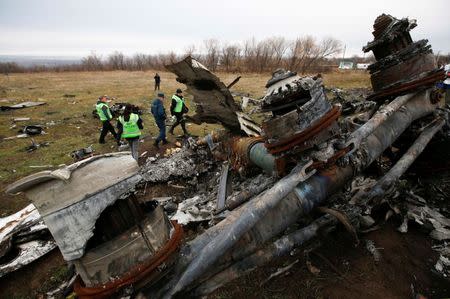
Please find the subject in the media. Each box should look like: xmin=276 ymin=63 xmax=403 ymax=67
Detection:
xmin=204 ymin=39 xmax=220 ymax=71
xmin=268 ymin=37 xmax=288 ymax=68
xmin=108 ymin=51 xmax=125 ymax=70
xmin=221 ymin=44 xmax=241 ymax=72
xmin=184 ymin=44 xmax=200 ymax=60
xmin=254 ymin=38 xmax=274 ymax=72
xmin=301 ymin=37 xmax=342 ymax=73
xmin=81 ymin=52 xmax=104 ymax=71
xmin=286 ymin=36 xmax=342 ymax=73
xmin=1 ymin=36 xmax=343 ymax=73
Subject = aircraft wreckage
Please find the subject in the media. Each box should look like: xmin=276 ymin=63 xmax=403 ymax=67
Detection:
xmin=2 ymin=14 xmax=450 ymax=298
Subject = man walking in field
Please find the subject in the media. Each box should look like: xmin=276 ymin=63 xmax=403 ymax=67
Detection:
xmin=154 ymin=73 xmax=161 ymax=91
xmin=96 ymin=95 xmax=119 ymax=144
xmin=151 ymin=92 xmax=168 ymax=148
xmin=169 ymin=88 xmax=189 ymax=136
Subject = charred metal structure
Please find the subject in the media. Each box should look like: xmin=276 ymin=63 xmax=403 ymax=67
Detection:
xmin=3 ymin=13 xmax=449 ymax=299
xmin=363 ymin=14 xmax=445 ymax=101
xmin=6 ymin=153 xmax=183 ymax=298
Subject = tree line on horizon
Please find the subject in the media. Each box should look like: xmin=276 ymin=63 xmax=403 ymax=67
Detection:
xmin=1 ymin=36 xmax=449 ymax=75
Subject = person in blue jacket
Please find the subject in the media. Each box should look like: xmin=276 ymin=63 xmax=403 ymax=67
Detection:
xmin=151 ymin=92 xmax=168 ymax=148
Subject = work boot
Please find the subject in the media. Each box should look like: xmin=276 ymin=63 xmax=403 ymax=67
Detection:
xmin=162 ymin=139 xmax=169 ymax=145
xmin=153 ymin=140 xmax=159 ymax=149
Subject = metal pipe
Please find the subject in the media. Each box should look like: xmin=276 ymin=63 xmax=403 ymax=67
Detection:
xmin=214 ymin=177 xmax=274 ymax=214
xmin=166 ymin=159 xmax=315 ymax=297
xmin=192 ymin=215 xmax=338 ymax=296
xmin=248 ymin=142 xmax=276 ymax=174
xmin=345 ymin=92 xmax=416 ymax=154
xmin=154 ymin=90 xmax=437 ymax=298
xmin=363 ymin=117 xmax=445 ymax=202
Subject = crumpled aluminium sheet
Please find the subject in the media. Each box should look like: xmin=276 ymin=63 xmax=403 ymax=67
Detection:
xmin=0 ymin=204 xmax=41 ymax=245
xmin=171 ymin=195 xmax=216 ymax=225
xmin=0 ymin=240 xmax=56 ymax=278
xmin=405 ymin=205 xmax=450 ymax=241
xmin=0 ymin=204 xmax=56 ymax=277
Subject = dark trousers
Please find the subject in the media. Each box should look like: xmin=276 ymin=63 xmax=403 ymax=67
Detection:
xmin=170 ymin=113 xmax=188 ymax=134
xmin=154 ymin=82 xmax=160 ymax=90
xmin=99 ymin=120 xmax=118 ymax=143
xmin=155 ymin=119 xmax=166 ymax=144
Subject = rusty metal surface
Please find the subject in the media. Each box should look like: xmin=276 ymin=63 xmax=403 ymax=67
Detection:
xmin=370 ymin=53 xmax=436 ymax=92
xmin=364 ymin=14 xmax=442 ymax=101
xmin=230 ymin=136 xmax=263 ymax=171
xmin=262 ymin=77 xmax=331 ymax=140
xmin=364 ymin=14 xmax=417 ymax=58
xmin=74 ymin=220 xmax=183 ymax=299
xmin=367 ymin=69 xmax=445 ymax=101
xmin=264 ymin=106 xmax=341 ymax=154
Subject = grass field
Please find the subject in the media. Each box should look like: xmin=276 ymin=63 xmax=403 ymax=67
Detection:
xmin=0 ymin=69 xmax=370 ymax=214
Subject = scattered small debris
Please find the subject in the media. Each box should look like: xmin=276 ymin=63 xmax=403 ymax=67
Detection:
xmin=365 ymin=239 xmax=382 ymax=262
xmin=25 ymin=139 xmax=50 ymax=152
xmin=0 ymin=101 xmax=46 ymax=111
xmin=22 ymin=125 xmax=44 ymax=135
xmin=434 ymin=255 xmax=450 ymax=277
xmin=71 ymin=145 xmax=94 ymax=161
xmin=13 ymin=117 xmax=31 ymax=122
xmin=260 ymin=259 xmax=299 ymax=286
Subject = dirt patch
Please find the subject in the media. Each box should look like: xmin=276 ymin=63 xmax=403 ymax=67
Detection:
xmin=211 ymin=222 xmax=449 ymax=299
xmin=0 ymin=249 xmax=67 ymax=298
xmin=0 ymin=181 xmax=29 ymax=216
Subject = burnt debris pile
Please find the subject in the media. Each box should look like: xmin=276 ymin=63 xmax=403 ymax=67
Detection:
xmin=2 ymin=13 xmax=450 ymax=299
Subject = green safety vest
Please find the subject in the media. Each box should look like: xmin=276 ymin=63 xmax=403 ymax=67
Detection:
xmin=172 ymin=95 xmax=184 ymax=113
xmin=118 ymin=113 xmax=141 ymax=138
xmin=96 ymin=102 xmax=112 ymax=121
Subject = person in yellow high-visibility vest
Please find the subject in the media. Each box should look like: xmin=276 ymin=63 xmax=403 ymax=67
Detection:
xmin=96 ymin=95 xmax=119 ymax=144
xmin=169 ymin=88 xmax=189 ymax=136
xmin=117 ymin=104 xmax=143 ymax=161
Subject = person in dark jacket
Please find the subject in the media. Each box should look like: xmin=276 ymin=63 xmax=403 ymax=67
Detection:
xmin=117 ymin=104 xmax=143 ymax=161
xmin=151 ymin=92 xmax=168 ymax=148
xmin=169 ymin=88 xmax=189 ymax=136
xmin=154 ymin=73 xmax=161 ymax=91
xmin=95 ymin=95 xmax=119 ymax=144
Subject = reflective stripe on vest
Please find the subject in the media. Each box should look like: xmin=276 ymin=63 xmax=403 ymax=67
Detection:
xmin=119 ymin=113 xmax=141 ymax=138
xmin=172 ymin=95 xmax=184 ymax=113
xmin=96 ymin=102 xmax=112 ymax=121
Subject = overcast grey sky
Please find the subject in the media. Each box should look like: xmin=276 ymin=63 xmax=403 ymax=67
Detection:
xmin=0 ymin=0 xmax=448 ymax=57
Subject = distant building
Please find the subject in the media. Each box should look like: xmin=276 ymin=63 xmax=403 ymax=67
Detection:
xmin=338 ymin=61 xmax=354 ymax=70
xmin=356 ymin=63 xmax=370 ymax=70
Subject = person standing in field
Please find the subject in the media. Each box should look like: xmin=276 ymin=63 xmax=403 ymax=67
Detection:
xmin=117 ymin=104 xmax=143 ymax=161
xmin=169 ymin=88 xmax=189 ymax=136
xmin=96 ymin=95 xmax=119 ymax=144
xmin=151 ymin=92 xmax=168 ymax=148
xmin=154 ymin=73 xmax=161 ymax=91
